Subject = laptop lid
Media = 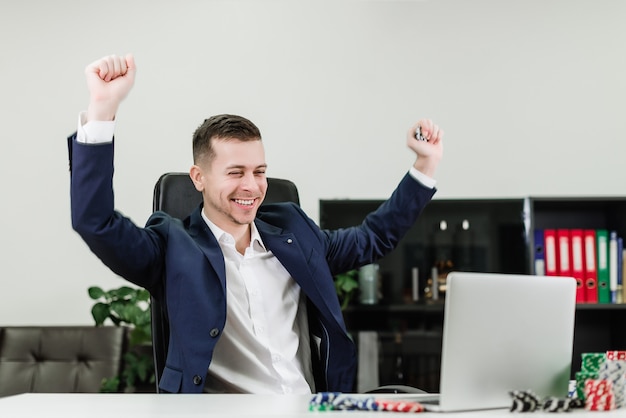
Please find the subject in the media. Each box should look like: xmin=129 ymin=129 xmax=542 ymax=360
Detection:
xmin=436 ymin=272 xmax=576 ymax=412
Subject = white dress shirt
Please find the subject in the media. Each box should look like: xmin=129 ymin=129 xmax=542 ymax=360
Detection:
xmin=201 ymin=215 xmax=314 ymax=394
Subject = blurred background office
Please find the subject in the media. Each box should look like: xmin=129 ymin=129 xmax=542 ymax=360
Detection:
xmin=0 ymin=0 xmax=623 ymax=325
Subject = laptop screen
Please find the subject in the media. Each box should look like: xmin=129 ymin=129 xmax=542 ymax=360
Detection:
xmin=437 ymin=272 xmax=576 ymax=411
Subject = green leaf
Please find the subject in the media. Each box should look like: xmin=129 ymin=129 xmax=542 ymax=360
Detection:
xmin=114 ymin=286 xmax=138 ymax=300
xmin=135 ymin=356 xmax=150 ymax=381
xmin=99 ymin=376 xmax=120 ymax=393
xmin=110 ymin=301 xmax=130 ymax=323
xmin=121 ymin=350 xmax=154 ymax=388
xmin=136 ymin=288 xmax=151 ymax=302
xmin=125 ymin=304 xmax=143 ymax=321
xmin=122 ymin=352 xmax=138 ymax=388
xmin=129 ymin=326 xmax=152 ymax=347
xmin=339 ymin=277 xmax=359 ymax=292
xmin=88 ymin=286 xmax=106 ymax=300
xmin=134 ymin=307 xmax=151 ymax=327
xmin=91 ymin=302 xmax=111 ymax=325
xmin=334 ymin=270 xmax=359 ymax=311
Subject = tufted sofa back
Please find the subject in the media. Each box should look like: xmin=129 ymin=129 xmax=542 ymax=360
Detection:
xmin=0 ymin=326 xmax=128 ymax=397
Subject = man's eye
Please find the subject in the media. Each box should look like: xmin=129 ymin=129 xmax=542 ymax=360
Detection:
xmin=228 ymin=171 xmax=243 ymax=176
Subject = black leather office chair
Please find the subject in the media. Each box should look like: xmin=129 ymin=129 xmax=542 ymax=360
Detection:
xmin=150 ymin=172 xmax=300 ymax=393
xmin=150 ymin=173 xmax=425 ymax=395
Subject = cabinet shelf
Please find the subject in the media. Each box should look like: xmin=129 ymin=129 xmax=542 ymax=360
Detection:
xmin=343 ymin=302 xmax=445 ymax=314
xmin=343 ymin=302 xmax=626 ymax=331
xmin=345 ymin=302 xmax=626 ymax=312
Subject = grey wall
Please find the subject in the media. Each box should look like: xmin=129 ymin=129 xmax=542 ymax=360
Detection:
xmin=1 ymin=0 xmax=624 ymax=325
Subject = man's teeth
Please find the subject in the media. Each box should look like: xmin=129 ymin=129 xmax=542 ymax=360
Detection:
xmin=234 ymin=199 xmax=254 ymax=206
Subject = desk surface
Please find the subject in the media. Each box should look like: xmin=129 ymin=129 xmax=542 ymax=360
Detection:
xmin=0 ymin=393 xmax=625 ymax=417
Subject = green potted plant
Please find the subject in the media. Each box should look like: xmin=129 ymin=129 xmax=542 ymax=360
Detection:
xmin=334 ymin=270 xmax=359 ymax=310
xmin=88 ymin=285 xmax=155 ymax=392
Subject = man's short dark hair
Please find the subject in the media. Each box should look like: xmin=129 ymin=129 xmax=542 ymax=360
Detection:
xmin=192 ymin=114 xmax=262 ymax=164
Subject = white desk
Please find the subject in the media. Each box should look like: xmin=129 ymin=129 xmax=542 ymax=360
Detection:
xmin=1 ymin=393 xmax=625 ymax=417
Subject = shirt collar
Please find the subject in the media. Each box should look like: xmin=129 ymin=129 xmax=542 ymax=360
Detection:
xmin=201 ymin=210 xmax=267 ymax=252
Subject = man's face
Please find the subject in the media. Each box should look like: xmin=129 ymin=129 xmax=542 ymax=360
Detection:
xmin=197 ymin=138 xmax=267 ymax=234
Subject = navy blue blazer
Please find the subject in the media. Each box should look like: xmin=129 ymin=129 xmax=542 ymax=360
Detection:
xmin=68 ymin=135 xmax=436 ymax=393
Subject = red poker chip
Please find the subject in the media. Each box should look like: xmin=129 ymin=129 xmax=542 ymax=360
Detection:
xmin=586 ymin=393 xmax=616 ymax=411
xmin=377 ymin=399 xmax=425 ymax=413
xmin=606 ymin=351 xmax=626 ymax=361
xmin=585 ymin=378 xmax=612 ymax=395
xmin=585 ymin=380 xmax=616 ymax=411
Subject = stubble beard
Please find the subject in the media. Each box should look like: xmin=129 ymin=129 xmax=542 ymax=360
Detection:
xmin=208 ymin=195 xmax=257 ymax=228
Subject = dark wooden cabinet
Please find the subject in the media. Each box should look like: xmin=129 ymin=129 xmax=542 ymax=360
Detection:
xmin=320 ymin=198 xmax=529 ymax=305
xmin=343 ymin=302 xmax=626 ymax=393
xmin=321 ymin=196 xmax=626 ymax=393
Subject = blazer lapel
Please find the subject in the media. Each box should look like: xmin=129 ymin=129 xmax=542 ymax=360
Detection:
xmin=187 ymin=206 xmax=227 ymax=291
xmin=256 ymin=218 xmax=341 ymax=327
xmin=186 ymin=208 xmax=342 ymax=328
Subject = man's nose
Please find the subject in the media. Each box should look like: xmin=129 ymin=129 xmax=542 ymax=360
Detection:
xmin=240 ymin=172 xmax=258 ymax=190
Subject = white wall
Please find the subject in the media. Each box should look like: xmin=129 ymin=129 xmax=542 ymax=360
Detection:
xmin=0 ymin=0 xmax=624 ymax=325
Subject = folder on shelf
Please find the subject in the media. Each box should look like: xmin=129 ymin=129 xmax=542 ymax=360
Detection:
xmin=617 ymin=237 xmax=624 ymax=304
xmin=533 ymin=229 xmax=546 ymax=276
xmin=622 ymin=247 xmax=626 ymax=305
xmin=583 ymin=229 xmax=598 ymax=304
xmin=544 ymin=229 xmax=558 ymax=276
xmin=570 ymin=229 xmax=586 ymax=303
xmin=597 ymin=229 xmax=610 ymax=304
xmin=557 ymin=229 xmax=572 ymax=278
xmin=609 ymin=231 xmax=619 ymax=303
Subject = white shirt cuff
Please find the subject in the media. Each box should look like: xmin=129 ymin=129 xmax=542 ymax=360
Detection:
xmin=76 ymin=111 xmax=115 ymax=144
xmin=409 ymin=166 xmax=436 ymax=189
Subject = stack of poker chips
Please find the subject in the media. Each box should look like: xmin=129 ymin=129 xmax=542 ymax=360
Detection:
xmin=575 ymin=352 xmax=605 ymax=401
xmin=585 ymin=379 xmax=616 ymax=411
xmin=309 ymin=392 xmax=379 ymax=411
xmin=309 ymin=392 xmax=425 ymax=413
xmin=584 ymin=350 xmax=626 ymax=411
xmin=509 ymin=390 xmax=583 ymax=412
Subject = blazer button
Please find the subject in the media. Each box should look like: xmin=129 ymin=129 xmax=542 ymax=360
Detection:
xmin=209 ymin=328 xmax=220 ymax=337
xmin=193 ymin=375 xmax=203 ymax=386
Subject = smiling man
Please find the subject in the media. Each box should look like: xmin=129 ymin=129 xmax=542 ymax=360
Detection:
xmin=189 ymin=114 xmax=268 ymax=253
xmin=68 ymin=54 xmax=444 ymax=394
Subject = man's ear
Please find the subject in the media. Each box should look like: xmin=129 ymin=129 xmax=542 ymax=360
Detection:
xmin=189 ymin=165 xmax=204 ymax=192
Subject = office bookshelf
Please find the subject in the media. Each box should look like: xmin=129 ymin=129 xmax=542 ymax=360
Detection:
xmin=320 ymin=196 xmax=626 ymax=393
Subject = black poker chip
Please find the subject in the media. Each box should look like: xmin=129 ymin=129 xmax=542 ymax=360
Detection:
xmin=510 ymin=390 xmax=540 ymax=412
xmin=509 ymin=390 xmax=584 ymax=413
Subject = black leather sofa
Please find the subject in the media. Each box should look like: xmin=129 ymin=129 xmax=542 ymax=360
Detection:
xmin=0 ymin=326 xmax=128 ymax=397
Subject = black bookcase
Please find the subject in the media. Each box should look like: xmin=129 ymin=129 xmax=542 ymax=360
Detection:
xmin=528 ymin=197 xmax=626 ymax=384
xmin=320 ymin=196 xmax=626 ymax=393
xmin=320 ymin=198 xmax=529 ymax=305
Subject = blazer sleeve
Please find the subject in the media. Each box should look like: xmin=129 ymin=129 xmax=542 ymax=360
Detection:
xmin=322 ymin=172 xmax=436 ymax=275
xmin=68 ymin=133 xmax=165 ymax=289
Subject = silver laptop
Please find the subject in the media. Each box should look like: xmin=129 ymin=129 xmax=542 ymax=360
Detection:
xmin=397 ymin=271 xmax=577 ymax=412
